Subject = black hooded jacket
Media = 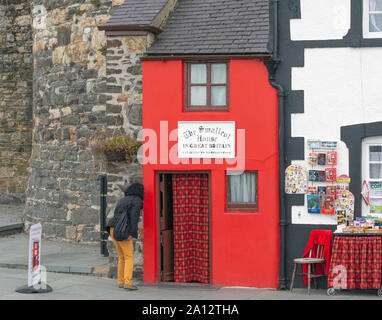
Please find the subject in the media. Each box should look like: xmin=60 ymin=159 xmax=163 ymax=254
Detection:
xmin=106 ymin=183 xmax=144 ymax=239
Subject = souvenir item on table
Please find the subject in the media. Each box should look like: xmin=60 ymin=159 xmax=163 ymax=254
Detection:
xmin=337 ymin=210 xmax=346 ymax=225
xmin=307 ymin=195 xmax=321 ymax=214
xmin=320 ymin=141 xmax=337 ymax=149
xmin=307 ymin=186 xmax=317 ymax=195
xmin=321 ymin=195 xmax=335 ymax=214
xmin=355 ymin=217 xmax=367 ymax=227
xmin=317 ymin=170 xmax=326 ymax=182
xmin=309 ymin=170 xmax=318 ymax=182
xmin=308 ymin=153 xmax=318 ymax=165
xmin=327 ymin=185 xmax=337 ymax=198
xmin=337 ymin=174 xmax=350 ymax=184
xmin=317 ymin=153 xmax=326 ymax=165
xmin=317 ymin=186 xmax=327 ymax=195
xmin=285 ymin=165 xmax=308 ymax=194
xmin=361 ymin=180 xmax=370 ymax=206
xmin=325 ymin=168 xmax=337 ymax=182
xmin=307 ymin=139 xmax=321 ymax=149
xmin=336 ymin=190 xmax=354 ymax=220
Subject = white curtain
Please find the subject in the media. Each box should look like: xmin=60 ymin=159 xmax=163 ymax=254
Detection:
xmin=211 ymin=64 xmax=226 ymax=84
xmin=191 ymin=64 xmax=206 ymax=83
xmin=370 ymin=0 xmax=382 ymax=32
xmin=370 ymin=164 xmax=382 ymax=179
xmin=229 ymin=173 xmax=256 ymax=203
xmin=211 ymin=86 xmax=226 ymax=106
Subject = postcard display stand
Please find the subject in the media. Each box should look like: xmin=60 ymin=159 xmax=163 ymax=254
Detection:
xmin=305 ymin=140 xmax=353 ymax=221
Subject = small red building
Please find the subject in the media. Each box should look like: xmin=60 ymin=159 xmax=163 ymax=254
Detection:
xmin=142 ymin=0 xmax=280 ymax=288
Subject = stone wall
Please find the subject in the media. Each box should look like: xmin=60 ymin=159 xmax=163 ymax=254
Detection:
xmin=0 ymin=0 xmax=33 ymax=204
xmin=24 ymin=0 xmax=125 ymax=243
xmin=103 ymin=34 xmax=156 ymax=279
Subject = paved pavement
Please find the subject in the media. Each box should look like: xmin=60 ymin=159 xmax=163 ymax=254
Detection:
xmin=1 ymin=204 xmax=382 ymax=301
xmin=1 ymin=267 xmax=382 ymax=300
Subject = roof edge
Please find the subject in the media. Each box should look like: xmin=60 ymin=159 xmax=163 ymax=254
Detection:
xmin=98 ymin=24 xmax=162 ymax=35
xmin=141 ymin=54 xmax=272 ymax=61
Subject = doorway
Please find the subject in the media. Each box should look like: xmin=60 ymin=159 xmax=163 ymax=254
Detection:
xmin=157 ymin=172 xmax=211 ymax=284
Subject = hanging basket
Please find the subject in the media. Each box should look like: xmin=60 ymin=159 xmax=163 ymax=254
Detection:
xmin=104 ymin=150 xmax=127 ymax=162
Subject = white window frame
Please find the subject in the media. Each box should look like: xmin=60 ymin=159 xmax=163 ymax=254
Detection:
xmin=362 ymin=137 xmax=382 ymax=216
xmin=363 ymin=0 xmax=382 ymax=38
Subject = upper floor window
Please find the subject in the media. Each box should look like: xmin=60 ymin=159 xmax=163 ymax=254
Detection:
xmin=184 ymin=61 xmax=229 ymax=112
xmin=363 ymin=0 xmax=382 ymax=38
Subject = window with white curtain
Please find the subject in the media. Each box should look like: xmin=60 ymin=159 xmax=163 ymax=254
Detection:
xmin=362 ymin=137 xmax=382 ymax=215
xmin=363 ymin=0 xmax=382 ymax=38
xmin=185 ymin=62 xmax=229 ymax=111
xmin=226 ymin=171 xmax=258 ymax=212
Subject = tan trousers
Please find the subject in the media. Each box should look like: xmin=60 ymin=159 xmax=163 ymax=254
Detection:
xmin=110 ymin=227 xmax=134 ymax=285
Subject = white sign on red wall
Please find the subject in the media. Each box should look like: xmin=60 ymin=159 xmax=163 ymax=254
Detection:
xmin=178 ymin=121 xmax=236 ymax=159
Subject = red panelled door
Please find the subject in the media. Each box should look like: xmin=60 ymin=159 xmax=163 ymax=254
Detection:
xmin=172 ymin=173 xmax=210 ymax=283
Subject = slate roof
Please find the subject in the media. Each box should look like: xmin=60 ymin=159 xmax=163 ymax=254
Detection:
xmin=148 ymin=0 xmax=270 ymax=55
xmin=102 ymin=0 xmax=169 ymax=28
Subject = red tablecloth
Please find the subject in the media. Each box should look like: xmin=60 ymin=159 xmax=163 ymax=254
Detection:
xmin=328 ymin=236 xmax=382 ymax=289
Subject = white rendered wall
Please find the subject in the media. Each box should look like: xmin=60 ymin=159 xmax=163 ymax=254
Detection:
xmin=291 ymin=47 xmax=382 ymax=224
xmin=290 ymin=0 xmax=351 ymax=40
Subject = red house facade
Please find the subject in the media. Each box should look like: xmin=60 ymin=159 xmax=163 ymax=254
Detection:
xmin=141 ymin=0 xmax=280 ymax=288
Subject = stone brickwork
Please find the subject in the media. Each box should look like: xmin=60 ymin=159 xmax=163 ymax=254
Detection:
xmin=0 ymin=0 xmax=175 ymax=282
xmin=24 ymin=0 xmax=124 ymax=243
xmin=103 ymin=34 xmax=155 ymax=280
xmin=0 ymin=0 xmax=33 ymax=204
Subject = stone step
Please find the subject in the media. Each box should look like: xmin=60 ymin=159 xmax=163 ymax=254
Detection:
xmin=0 ymin=223 xmax=24 ymax=237
xmin=0 ymin=262 xmax=109 ymax=277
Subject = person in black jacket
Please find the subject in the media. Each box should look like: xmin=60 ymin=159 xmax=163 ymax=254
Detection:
xmin=106 ymin=182 xmax=143 ymax=290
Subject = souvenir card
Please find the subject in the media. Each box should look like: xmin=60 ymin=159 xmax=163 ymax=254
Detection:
xmin=309 ymin=170 xmax=318 ymax=182
xmin=321 ymin=195 xmax=335 ymax=214
xmin=325 ymin=168 xmax=337 ymax=182
xmin=307 ymin=195 xmax=321 ymax=214
xmin=321 ymin=141 xmax=337 ymax=149
xmin=317 ymin=186 xmax=327 ymax=196
xmin=361 ymin=180 xmax=370 ymax=206
xmin=336 ymin=184 xmax=349 ymax=198
xmin=308 ymin=153 xmax=318 ymax=165
xmin=336 ymin=190 xmax=354 ymax=219
xmin=327 ymin=185 xmax=337 ymax=198
xmin=307 ymin=139 xmax=321 ymax=149
xmin=285 ymin=165 xmax=308 ymax=194
xmin=337 ymin=210 xmax=346 ymax=225
xmin=327 ymin=151 xmax=337 ymax=165
xmin=307 ymin=186 xmax=317 ymax=195
xmin=337 ymin=174 xmax=351 ymax=184
xmin=317 ymin=153 xmax=326 ymax=165
xmin=317 ymin=170 xmax=326 ymax=182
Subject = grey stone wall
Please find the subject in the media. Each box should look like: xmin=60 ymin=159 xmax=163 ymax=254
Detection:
xmin=0 ymin=0 xmax=33 ymax=204
xmin=103 ymin=34 xmax=156 ymax=280
xmin=24 ymin=0 xmax=123 ymax=243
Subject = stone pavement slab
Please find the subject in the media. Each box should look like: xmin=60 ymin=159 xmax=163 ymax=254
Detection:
xmin=0 ymin=233 xmax=109 ymax=276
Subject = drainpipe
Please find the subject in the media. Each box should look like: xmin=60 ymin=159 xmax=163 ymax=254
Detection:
xmin=265 ymin=0 xmax=288 ymax=290
xmin=100 ymin=175 xmax=109 ymax=257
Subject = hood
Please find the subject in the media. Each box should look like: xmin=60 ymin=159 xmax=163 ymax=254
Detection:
xmin=124 ymin=183 xmax=144 ymax=200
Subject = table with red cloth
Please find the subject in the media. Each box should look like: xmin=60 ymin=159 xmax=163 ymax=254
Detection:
xmin=327 ymin=234 xmax=382 ymax=290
